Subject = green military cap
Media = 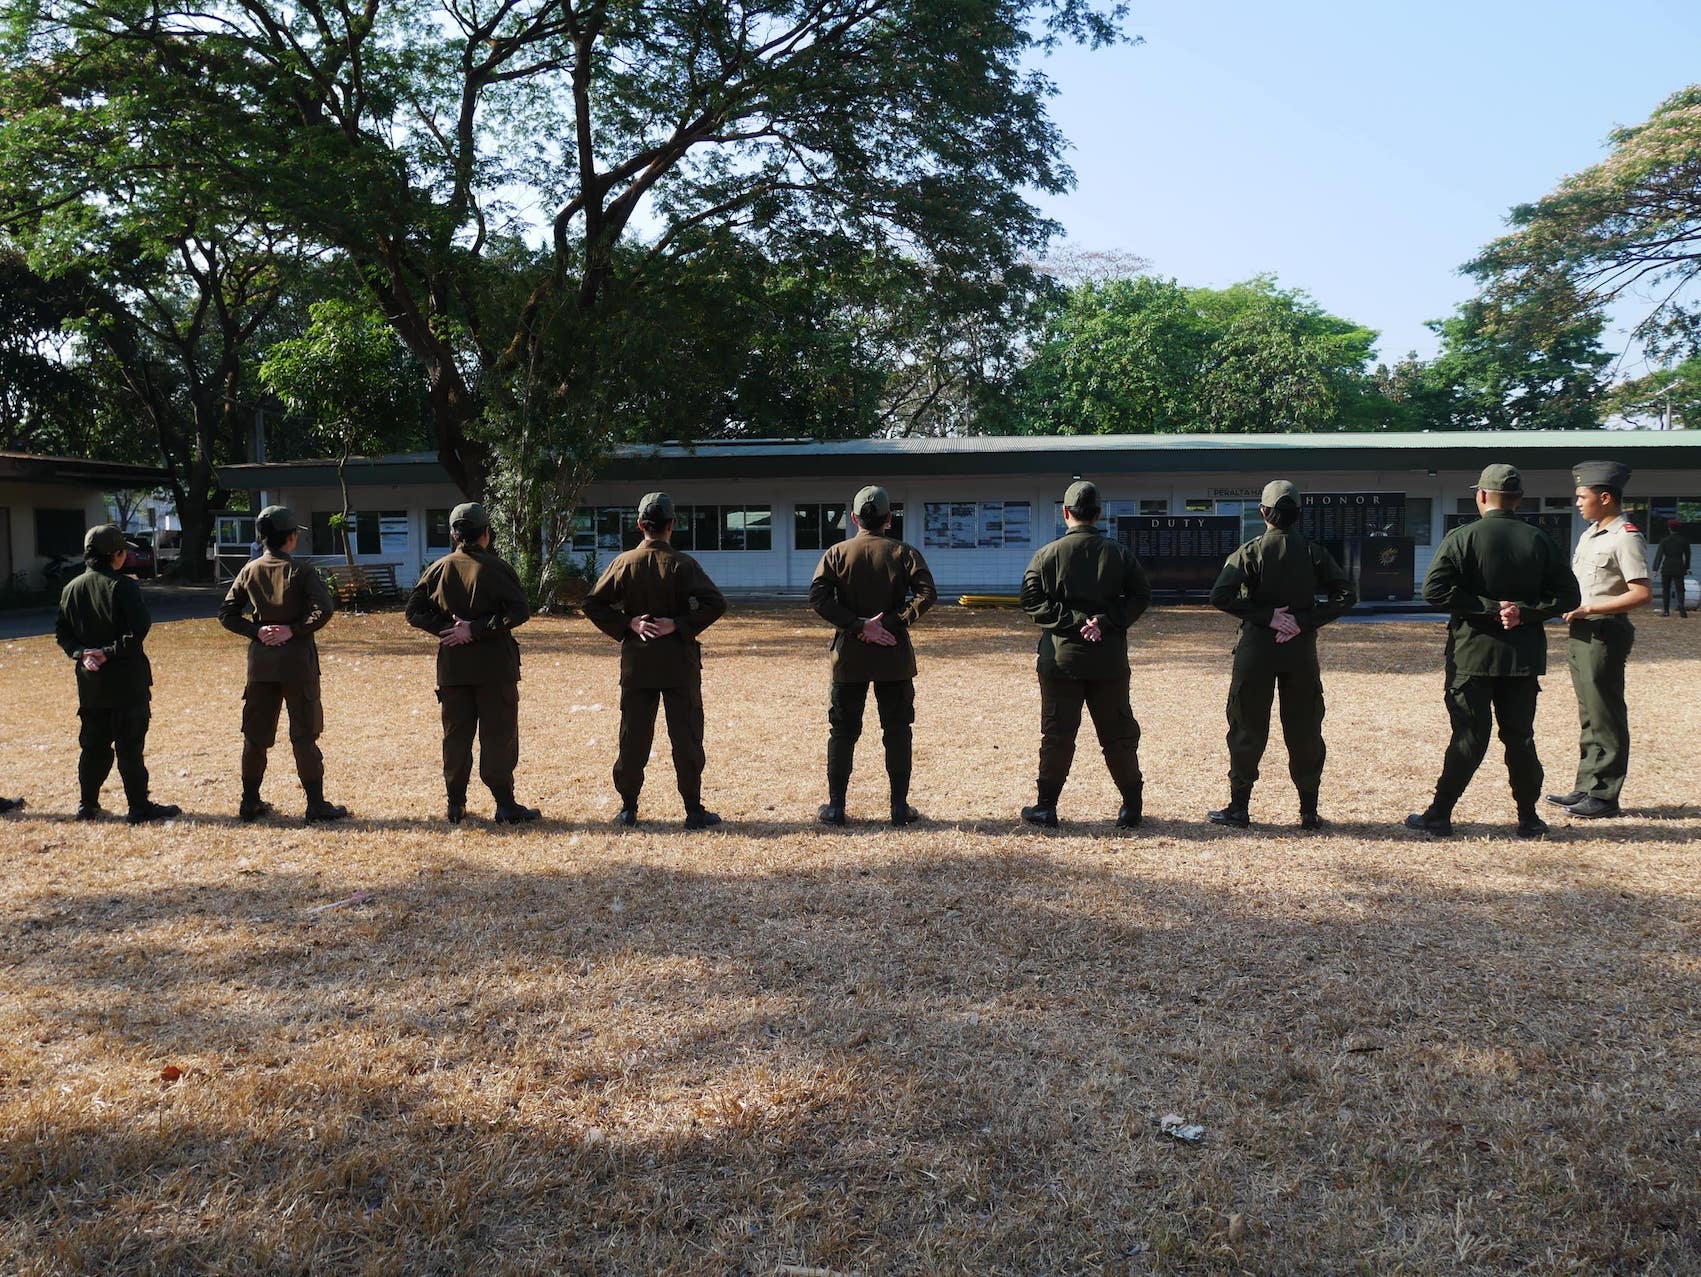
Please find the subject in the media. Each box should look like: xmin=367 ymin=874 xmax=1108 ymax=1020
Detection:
xmin=1473 ymin=463 xmax=1523 ymax=494
xmin=1063 ymin=479 xmax=1100 ymax=511
xmin=852 ymin=485 xmax=891 ymax=519
xmin=637 ymin=492 xmax=674 ymax=523
xmin=255 ymin=505 xmax=297 ymax=538
xmin=84 ymin=524 xmax=128 ymax=556
xmin=1260 ymin=479 xmax=1300 ymax=507
xmin=1573 ymin=459 xmax=1631 ymax=491
xmin=450 ymin=502 xmax=490 ymax=533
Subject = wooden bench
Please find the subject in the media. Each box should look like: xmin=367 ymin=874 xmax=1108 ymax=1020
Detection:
xmin=318 ymin=562 xmax=401 ymax=606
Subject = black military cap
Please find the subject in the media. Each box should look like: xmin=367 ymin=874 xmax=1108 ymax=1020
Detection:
xmin=256 ymin=505 xmax=297 ymax=538
xmin=450 ymin=502 xmax=490 ymax=534
xmin=84 ymin=524 xmax=129 ymax=556
xmin=1573 ymin=460 xmax=1631 ymax=491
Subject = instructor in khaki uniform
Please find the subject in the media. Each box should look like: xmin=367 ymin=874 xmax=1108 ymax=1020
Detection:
xmin=1406 ymin=464 xmax=1580 ymax=839
xmin=54 ymin=524 xmax=180 ymax=823
xmin=808 ymin=484 xmax=938 ymax=826
xmin=1206 ymin=479 xmax=1357 ymax=831
xmin=1548 ymin=460 xmax=1651 ymax=819
xmin=218 ymin=506 xmax=349 ymax=824
xmin=1018 ymin=480 xmax=1152 ymax=829
xmin=583 ymin=492 xmax=727 ymax=829
xmin=405 ymin=502 xmax=539 ymax=824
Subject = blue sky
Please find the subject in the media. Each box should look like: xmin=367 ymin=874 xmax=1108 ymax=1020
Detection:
xmin=1028 ymin=0 xmax=1701 ymax=373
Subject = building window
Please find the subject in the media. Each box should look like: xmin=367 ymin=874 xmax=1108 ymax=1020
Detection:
xmin=1405 ymin=496 xmax=1434 ymax=545
xmin=889 ymin=503 xmax=906 ymax=542
xmin=924 ymin=501 xmax=1032 ymax=549
xmin=795 ymin=502 xmax=848 ymax=551
xmin=1455 ymin=497 xmax=1476 ymax=516
xmin=426 ymin=508 xmax=452 ymax=550
xmin=1184 ymin=498 xmax=1212 ymax=513
xmin=1545 ymin=497 xmax=1574 ymax=512
xmin=35 ymin=508 xmax=85 ymax=558
xmin=216 ymin=515 xmax=257 ymax=549
xmin=309 ymin=510 xmax=402 ymax=556
xmin=1140 ymin=499 xmax=1168 ymax=516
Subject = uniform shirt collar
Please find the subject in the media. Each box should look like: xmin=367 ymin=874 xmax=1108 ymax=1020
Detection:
xmin=1065 ymin=524 xmax=1099 ymax=536
xmin=1482 ymin=508 xmax=1516 ymax=520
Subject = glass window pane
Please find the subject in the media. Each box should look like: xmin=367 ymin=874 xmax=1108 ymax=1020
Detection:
xmin=671 ymin=505 xmax=694 ymax=551
xmin=597 ymin=508 xmax=624 ymax=551
xmin=1242 ymin=506 xmax=1265 ymax=541
xmin=824 ymin=503 xmax=847 ymax=545
xmin=426 ymin=508 xmax=452 ymax=549
xmin=356 ymin=511 xmax=382 ymax=555
xmin=888 ymin=504 xmax=905 ymax=542
xmin=745 ymin=506 xmax=772 ymax=551
xmin=1405 ymin=496 xmax=1434 ymax=545
xmin=721 ymin=506 xmax=745 ymax=551
xmin=620 ymin=510 xmax=642 ymax=551
xmin=794 ymin=503 xmax=821 ymax=551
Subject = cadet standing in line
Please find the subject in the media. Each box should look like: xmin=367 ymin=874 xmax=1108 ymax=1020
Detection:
xmin=582 ymin=492 xmax=727 ymax=829
xmin=54 ymin=524 xmax=180 ymax=823
xmin=1205 ymin=480 xmax=1357 ymax=831
xmin=1651 ymin=520 xmax=1689 ymax=618
xmin=1018 ymin=480 xmax=1152 ymax=829
xmin=1547 ymin=460 xmax=1652 ymax=819
xmin=405 ymin=502 xmax=539 ymax=825
xmin=808 ymin=485 xmax=938 ymax=827
xmin=1406 ymin=464 xmax=1580 ymax=839
xmin=217 ymin=506 xmax=349 ymax=824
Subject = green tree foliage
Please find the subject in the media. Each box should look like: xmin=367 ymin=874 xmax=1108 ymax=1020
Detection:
xmin=1016 ymin=276 xmax=1382 ymax=434
xmin=1417 ymin=278 xmax=1611 ymax=431
xmin=260 ymin=301 xmax=429 ymax=567
xmin=0 ymin=247 xmax=97 ymax=453
xmin=3 ymin=0 xmax=1121 ymax=596
xmin=1601 ymin=356 xmax=1701 ymax=430
xmin=1470 ymin=85 xmax=1701 ymax=362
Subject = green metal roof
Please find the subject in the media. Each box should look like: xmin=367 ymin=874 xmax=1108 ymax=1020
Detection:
xmin=218 ymin=430 xmax=1701 ymax=489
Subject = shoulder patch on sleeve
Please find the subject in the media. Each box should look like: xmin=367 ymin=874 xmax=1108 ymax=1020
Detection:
xmin=1621 ymin=520 xmax=1639 ymax=533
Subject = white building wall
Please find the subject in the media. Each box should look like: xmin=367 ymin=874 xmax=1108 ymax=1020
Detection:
xmin=0 ymin=484 xmax=118 ymax=587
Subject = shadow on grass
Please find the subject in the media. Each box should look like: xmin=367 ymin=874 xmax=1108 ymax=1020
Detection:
xmin=5 ymin=848 xmax=1701 ymax=1273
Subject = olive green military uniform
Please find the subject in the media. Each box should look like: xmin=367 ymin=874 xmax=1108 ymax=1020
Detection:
xmin=1651 ymin=529 xmax=1688 ymax=617
xmin=1019 ymin=484 xmax=1153 ymax=812
xmin=1419 ymin=478 xmax=1580 ymax=818
xmin=404 ymin=509 xmax=531 ymax=807
xmin=1566 ymin=462 xmax=1650 ymax=805
xmin=582 ymin=494 xmax=727 ymax=813
xmin=1208 ymin=483 xmax=1357 ymax=806
xmin=808 ymin=487 xmax=938 ymax=812
xmin=54 ymin=527 xmax=157 ymax=813
xmin=218 ymin=515 xmax=337 ymax=800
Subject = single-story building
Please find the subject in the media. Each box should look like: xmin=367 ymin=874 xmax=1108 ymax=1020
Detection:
xmin=218 ymin=430 xmax=1701 ymax=598
xmin=0 ymin=452 xmax=173 ymax=590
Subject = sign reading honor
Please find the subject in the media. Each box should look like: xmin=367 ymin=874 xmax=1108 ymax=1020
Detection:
xmin=1115 ymin=515 xmax=1242 ymax=594
xmin=1301 ymin=491 xmax=1406 ymax=541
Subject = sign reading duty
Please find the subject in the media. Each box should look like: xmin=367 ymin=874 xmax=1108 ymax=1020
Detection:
xmin=1114 ymin=515 xmax=1242 ymax=594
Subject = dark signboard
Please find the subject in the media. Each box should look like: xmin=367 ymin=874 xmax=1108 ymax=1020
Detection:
xmin=1348 ymin=536 xmax=1415 ymax=602
xmin=1443 ymin=512 xmax=1574 ymax=545
xmin=1302 ymin=491 xmax=1406 ymax=542
xmin=1115 ymin=515 xmax=1242 ymax=594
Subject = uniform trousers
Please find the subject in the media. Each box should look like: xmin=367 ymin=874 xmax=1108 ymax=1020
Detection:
xmin=1660 ymin=576 xmax=1688 ymax=617
xmin=438 ymin=682 xmax=520 ymax=800
xmin=241 ymin=679 xmax=325 ymax=787
xmin=1036 ymin=674 xmax=1142 ymax=804
xmin=78 ymin=704 xmax=151 ymax=808
xmin=827 ymin=679 xmax=915 ymax=795
xmin=1567 ymin=617 xmax=1634 ymax=802
xmin=614 ymin=684 xmax=705 ymax=807
xmin=1225 ymin=636 xmax=1326 ymax=795
xmin=1434 ymin=672 xmax=1542 ymax=812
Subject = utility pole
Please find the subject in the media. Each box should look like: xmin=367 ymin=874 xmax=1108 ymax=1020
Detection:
xmin=1649 ymin=378 xmax=1687 ymax=430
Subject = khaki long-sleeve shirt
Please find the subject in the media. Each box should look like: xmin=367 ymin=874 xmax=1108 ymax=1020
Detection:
xmin=809 ymin=529 xmax=937 ymax=683
xmin=218 ymin=551 xmax=335 ymax=683
xmin=583 ymin=540 xmax=726 ymax=689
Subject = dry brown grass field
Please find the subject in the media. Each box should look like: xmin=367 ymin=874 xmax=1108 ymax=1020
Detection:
xmin=2 ymin=604 xmax=1699 ymax=1276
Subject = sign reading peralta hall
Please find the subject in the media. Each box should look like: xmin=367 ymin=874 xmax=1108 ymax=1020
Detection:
xmin=1114 ymin=515 xmax=1242 ymax=594
xmin=1301 ymin=491 xmax=1406 ymax=541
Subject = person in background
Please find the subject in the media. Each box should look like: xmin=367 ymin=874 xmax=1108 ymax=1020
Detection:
xmin=1406 ymin=464 xmax=1579 ymax=840
xmin=1018 ymin=480 xmax=1152 ymax=830
xmin=54 ymin=524 xmax=180 ymax=823
xmin=583 ymin=492 xmax=728 ymax=830
xmin=1549 ymin=461 xmax=1651 ymax=819
xmin=218 ymin=505 xmax=349 ymax=824
xmin=808 ymin=484 xmax=937 ymax=827
xmin=1206 ymin=479 xmax=1357 ymax=831
xmin=1651 ymin=519 xmax=1689 ymax=619
xmin=405 ymin=503 xmax=539 ymax=825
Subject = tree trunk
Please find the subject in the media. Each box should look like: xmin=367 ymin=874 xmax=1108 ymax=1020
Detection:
xmin=337 ymin=452 xmax=358 ymax=570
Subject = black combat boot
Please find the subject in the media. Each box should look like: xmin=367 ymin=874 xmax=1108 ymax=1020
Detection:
xmin=127 ymin=800 xmax=182 ymax=824
xmin=239 ymin=784 xmax=271 ymax=823
xmin=889 ymin=776 xmax=919 ymax=826
xmin=493 ymin=790 xmax=541 ymax=824
xmin=303 ymin=781 xmax=350 ymax=824
xmin=1516 ymin=806 xmax=1548 ymax=839
xmin=613 ymin=800 xmax=638 ymax=828
xmin=1021 ymin=787 xmax=1061 ymax=828
xmin=817 ymin=778 xmax=848 ymax=827
xmin=446 ymin=788 xmax=467 ymax=824
xmin=1298 ymin=791 xmax=1327 ymax=831
xmin=1403 ymin=806 xmax=1453 ymax=837
xmin=1208 ymin=785 xmax=1252 ymax=828
xmin=683 ymin=805 xmax=722 ymax=830
xmin=0 ymin=797 xmax=24 ymax=815
xmin=1115 ymin=781 xmax=1143 ymax=829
